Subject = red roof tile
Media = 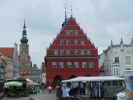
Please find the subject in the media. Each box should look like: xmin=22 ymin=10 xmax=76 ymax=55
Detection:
xmin=0 ymin=48 xmax=14 ymax=58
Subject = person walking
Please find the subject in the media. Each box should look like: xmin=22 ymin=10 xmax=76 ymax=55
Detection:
xmin=48 ymin=86 xmax=52 ymax=93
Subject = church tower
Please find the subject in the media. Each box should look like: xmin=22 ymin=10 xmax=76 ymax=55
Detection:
xmin=19 ymin=21 xmax=32 ymax=79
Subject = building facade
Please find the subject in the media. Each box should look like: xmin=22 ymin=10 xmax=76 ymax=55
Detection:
xmin=29 ymin=64 xmax=41 ymax=83
xmin=44 ymin=16 xmax=99 ymax=85
xmin=0 ymin=45 xmax=19 ymax=80
xmin=0 ymin=54 xmax=5 ymax=82
xmin=13 ymin=43 xmax=20 ymax=78
xmin=41 ymin=62 xmax=46 ymax=84
xmin=19 ymin=21 xmax=32 ymax=79
xmin=99 ymin=39 xmax=133 ymax=77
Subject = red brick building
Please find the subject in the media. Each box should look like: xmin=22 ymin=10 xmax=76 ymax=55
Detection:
xmin=45 ymin=16 xmax=99 ymax=85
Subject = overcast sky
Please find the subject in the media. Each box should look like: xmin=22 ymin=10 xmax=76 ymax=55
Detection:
xmin=0 ymin=0 xmax=133 ymax=68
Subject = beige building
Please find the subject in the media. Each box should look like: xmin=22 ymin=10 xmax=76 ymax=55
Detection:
xmin=0 ymin=44 xmax=20 ymax=80
xmin=2 ymin=56 xmax=13 ymax=80
xmin=19 ymin=21 xmax=32 ymax=79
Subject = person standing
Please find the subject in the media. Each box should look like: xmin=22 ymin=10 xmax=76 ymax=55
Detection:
xmin=61 ymin=84 xmax=70 ymax=97
xmin=56 ymin=86 xmax=62 ymax=99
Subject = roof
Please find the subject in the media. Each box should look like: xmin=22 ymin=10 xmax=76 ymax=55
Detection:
xmin=63 ymin=17 xmax=80 ymax=30
xmin=0 ymin=48 xmax=14 ymax=58
xmin=62 ymin=76 xmax=125 ymax=82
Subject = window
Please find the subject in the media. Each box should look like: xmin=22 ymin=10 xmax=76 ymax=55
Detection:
xmin=89 ymin=62 xmax=94 ymax=68
xmin=65 ymin=31 xmax=70 ymax=35
xmin=60 ymin=40 xmax=63 ymax=45
xmin=114 ymin=57 xmax=119 ymax=63
xmin=112 ymin=81 xmax=118 ymax=86
xmin=74 ymin=62 xmax=79 ymax=68
xmin=52 ymin=62 xmax=57 ymax=68
xmin=68 ymin=40 xmax=71 ymax=45
xmin=74 ymin=30 xmax=79 ymax=35
xmin=113 ymin=68 xmax=119 ymax=76
xmin=125 ymin=56 xmax=131 ymax=64
xmin=70 ymin=50 xmax=74 ymax=55
xmin=84 ymin=50 xmax=87 ymax=55
xmin=70 ymin=40 xmax=74 ymax=45
xmin=66 ymin=40 xmax=68 ymax=45
xmin=59 ymin=49 xmax=64 ymax=56
xmin=67 ymin=62 xmax=73 ymax=68
xmin=78 ymin=40 xmax=81 ymax=45
xmin=0 ymin=68 xmax=4 ymax=73
xmin=54 ymin=50 xmax=58 ymax=56
xmin=66 ymin=30 xmax=75 ymax=36
xmin=81 ymin=41 xmax=84 ymax=45
xmin=87 ymin=50 xmax=90 ymax=55
xmin=59 ymin=62 xmax=64 ymax=68
xmin=70 ymin=30 xmax=75 ymax=35
xmin=66 ymin=50 xmax=70 ymax=55
xmin=74 ymin=49 xmax=78 ymax=55
xmin=74 ymin=40 xmax=78 ymax=45
xmin=82 ymin=62 xmax=87 ymax=68
xmin=81 ymin=50 xmax=84 ymax=55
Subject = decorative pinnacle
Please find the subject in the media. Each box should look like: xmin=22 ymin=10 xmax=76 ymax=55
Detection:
xmin=23 ymin=19 xmax=26 ymax=29
xmin=70 ymin=4 xmax=73 ymax=17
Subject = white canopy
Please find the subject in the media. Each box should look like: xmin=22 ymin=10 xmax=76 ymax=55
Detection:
xmin=4 ymin=81 xmax=23 ymax=87
xmin=26 ymin=78 xmax=39 ymax=85
xmin=62 ymin=76 xmax=125 ymax=83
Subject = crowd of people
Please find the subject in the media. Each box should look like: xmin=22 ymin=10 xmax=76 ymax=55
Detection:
xmin=55 ymin=83 xmax=86 ymax=99
xmin=54 ymin=82 xmax=105 ymax=99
